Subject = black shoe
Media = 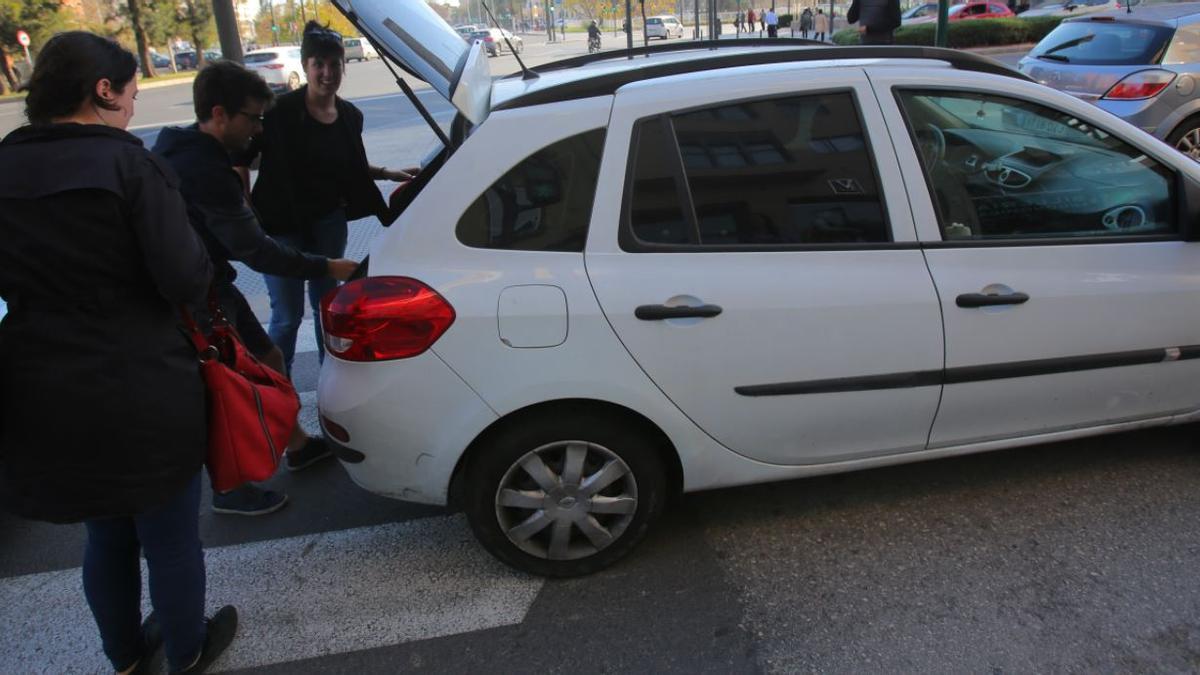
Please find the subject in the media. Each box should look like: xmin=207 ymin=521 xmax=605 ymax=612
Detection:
xmin=128 ymin=613 xmax=162 ymax=675
xmin=176 ymin=605 xmax=238 ymax=674
xmin=212 ymin=485 xmax=288 ymax=516
xmin=286 ymin=437 xmax=333 ymax=472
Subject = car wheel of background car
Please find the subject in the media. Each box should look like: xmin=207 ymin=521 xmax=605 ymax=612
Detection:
xmin=1167 ymin=115 xmax=1200 ymax=162
xmin=463 ymin=408 xmax=667 ymax=577
xmin=287 ymin=72 xmax=301 ymax=90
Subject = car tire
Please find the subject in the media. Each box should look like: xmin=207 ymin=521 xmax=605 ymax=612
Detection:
xmin=1167 ymin=115 xmax=1200 ymax=162
xmin=287 ymin=71 xmax=301 ymax=90
xmin=462 ymin=409 xmax=667 ymax=577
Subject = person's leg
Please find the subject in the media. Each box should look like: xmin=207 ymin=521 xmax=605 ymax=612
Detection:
xmin=135 ymin=474 xmax=207 ymax=672
xmin=305 ymin=209 xmax=348 ymax=366
xmin=263 ymin=232 xmax=309 ymax=374
xmin=83 ymin=516 xmax=145 ymax=672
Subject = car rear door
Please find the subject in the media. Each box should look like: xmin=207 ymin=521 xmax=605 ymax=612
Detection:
xmin=585 ymin=67 xmax=945 ymax=466
xmin=870 ymin=67 xmax=1200 ymax=449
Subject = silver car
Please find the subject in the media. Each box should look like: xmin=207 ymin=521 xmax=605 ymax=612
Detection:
xmin=1019 ymin=3 xmax=1200 ymax=159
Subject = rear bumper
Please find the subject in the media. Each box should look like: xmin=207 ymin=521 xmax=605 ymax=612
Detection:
xmin=1093 ymin=97 xmax=1168 ymax=138
xmin=317 ymin=351 xmax=498 ymax=506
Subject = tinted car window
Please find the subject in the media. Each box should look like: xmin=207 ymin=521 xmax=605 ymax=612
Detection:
xmin=896 ymin=90 xmax=1176 ymax=241
xmin=627 ymin=93 xmax=890 ymax=247
xmin=245 ymin=52 xmax=278 ymax=63
xmin=1029 ymin=21 xmax=1173 ymax=65
xmin=1164 ymin=24 xmax=1200 ymax=64
xmin=647 ymin=18 xmax=663 ymax=24
xmin=456 ymin=129 xmax=606 ymax=252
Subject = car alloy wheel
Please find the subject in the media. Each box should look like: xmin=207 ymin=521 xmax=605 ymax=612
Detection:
xmin=494 ymin=441 xmax=638 ymax=562
xmin=1174 ymin=127 xmax=1200 ymax=162
xmin=463 ymin=409 xmax=667 ymax=577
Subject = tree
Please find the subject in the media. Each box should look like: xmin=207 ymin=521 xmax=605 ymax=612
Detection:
xmin=181 ymin=0 xmax=214 ymax=67
xmin=122 ymin=0 xmax=157 ymax=77
xmin=0 ymin=0 xmax=65 ymax=93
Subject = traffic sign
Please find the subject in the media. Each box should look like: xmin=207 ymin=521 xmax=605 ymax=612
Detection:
xmin=16 ymin=30 xmax=30 ymax=47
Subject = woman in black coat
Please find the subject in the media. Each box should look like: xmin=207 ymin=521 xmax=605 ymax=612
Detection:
xmin=0 ymin=33 xmax=234 ymax=674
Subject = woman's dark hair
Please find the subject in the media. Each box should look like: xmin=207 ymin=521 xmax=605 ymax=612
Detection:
xmin=301 ymin=20 xmax=345 ymax=62
xmin=25 ymin=32 xmax=138 ymax=126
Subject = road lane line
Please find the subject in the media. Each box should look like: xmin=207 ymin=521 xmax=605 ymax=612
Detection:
xmin=0 ymin=515 xmax=542 ymax=674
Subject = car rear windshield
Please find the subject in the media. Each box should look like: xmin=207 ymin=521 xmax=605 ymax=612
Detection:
xmin=1029 ymin=20 xmax=1174 ymax=65
xmin=245 ymin=52 xmax=278 ymax=63
xmin=647 ymin=18 xmax=663 ymax=24
xmin=471 ymin=31 xmax=490 ymax=38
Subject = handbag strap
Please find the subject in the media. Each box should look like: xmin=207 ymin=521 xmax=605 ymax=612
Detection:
xmin=179 ymin=287 xmax=226 ymax=361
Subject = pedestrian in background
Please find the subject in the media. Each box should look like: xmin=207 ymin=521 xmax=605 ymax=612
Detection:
xmin=766 ymin=7 xmax=779 ymax=36
xmin=0 ymin=31 xmax=236 ymax=674
xmin=847 ymin=0 xmax=901 ymax=44
xmin=760 ymin=9 xmax=767 ymax=33
xmin=814 ymin=8 xmax=830 ymax=41
xmin=154 ymin=61 xmax=359 ymax=515
xmin=237 ymin=21 xmax=414 ymax=378
xmin=800 ymin=7 xmax=814 ymax=38
xmin=746 ymin=8 xmax=757 ymax=34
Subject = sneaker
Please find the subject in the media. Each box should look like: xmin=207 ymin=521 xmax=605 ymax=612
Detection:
xmin=177 ymin=605 xmax=238 ymax=674
xmin=211 ymin=485 xmax=288 ymax=516
xmin=286 ymin=436 xmax=333 ymax=472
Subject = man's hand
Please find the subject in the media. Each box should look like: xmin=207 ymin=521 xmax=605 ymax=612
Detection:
xmin=385 ymin=166 xmax=421 ymax=182
xmin=327 ymin=258 xmax=359 ymax=281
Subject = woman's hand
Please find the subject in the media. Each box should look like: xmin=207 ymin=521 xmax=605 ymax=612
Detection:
xmin=385 ymin=166 xmax=421 ymax=182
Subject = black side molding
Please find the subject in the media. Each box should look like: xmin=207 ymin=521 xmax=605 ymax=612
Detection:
xmin=635 ymin=304 xmax=723 ymax=320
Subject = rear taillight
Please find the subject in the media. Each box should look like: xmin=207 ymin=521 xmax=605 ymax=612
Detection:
xmin=1103 ymin=70 xmax=1176 ymax=100
xmin=484 ymin=36 xmax=494 ymax=42
xmin=264 ymin=63 xmax=284 ymax=69
xmin=320 ymin=277 xmax=455 ymax=362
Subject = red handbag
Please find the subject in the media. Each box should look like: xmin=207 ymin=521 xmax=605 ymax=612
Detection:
xmin=181 ymin=299 xmax=300 ymax=492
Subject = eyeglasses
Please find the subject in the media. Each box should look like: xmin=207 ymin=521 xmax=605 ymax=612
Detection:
xmin=237 ymin=110 xmax=265 ymax=123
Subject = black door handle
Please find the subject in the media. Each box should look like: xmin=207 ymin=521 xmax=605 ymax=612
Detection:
xmin=956 ymin=292 xmax=1030 ymax=308
xmin=635 ymin=304 xmax=723 ymax=320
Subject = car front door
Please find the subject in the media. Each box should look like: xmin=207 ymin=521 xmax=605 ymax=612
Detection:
xmin=871 ymin=68 xmax=1200 ymax=449
xmin=585 ymin=68 xmax=946 ymax=466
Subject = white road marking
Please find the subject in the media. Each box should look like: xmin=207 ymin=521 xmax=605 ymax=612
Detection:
xmin=0 ymin=515 xmax=542 ymax=674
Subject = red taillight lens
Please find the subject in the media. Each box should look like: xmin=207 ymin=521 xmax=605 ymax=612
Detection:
xmin=1103 ymin=70 xmax=1176 ymax=100
xmin=263 ymin=63 xmax=284 ymax=69
xmin=320 ymin=277 xmax=455 ymax=362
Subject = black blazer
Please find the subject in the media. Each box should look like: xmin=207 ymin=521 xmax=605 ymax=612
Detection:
xmin=244 ymin=87 xmax=391 ymax=238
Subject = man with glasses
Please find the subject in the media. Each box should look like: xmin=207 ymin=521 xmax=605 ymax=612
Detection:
xmin=152 ymin=61 xmax=358 ymax=516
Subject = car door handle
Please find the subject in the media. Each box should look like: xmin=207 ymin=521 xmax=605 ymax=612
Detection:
xmin=635 ymin=304 xmax=723 ymax=320
xmin=955 ymin=292 xmax=1030 ymax=308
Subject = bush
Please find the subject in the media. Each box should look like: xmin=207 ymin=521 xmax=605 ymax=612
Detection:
xmin=832 ymin=15 xmax=1065 ymax=47
xmin=779 ymin=13 xmax=794 ymax=27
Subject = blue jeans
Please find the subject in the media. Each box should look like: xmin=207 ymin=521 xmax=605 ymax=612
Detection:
xmin=83 ymin=474 xmax=206 ymax=672
xmin=264 ymin=209 xmax=348 ymax=372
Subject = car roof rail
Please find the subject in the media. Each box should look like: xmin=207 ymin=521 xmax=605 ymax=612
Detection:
xmin=496 ymin=41 xmax=1030 ymax=111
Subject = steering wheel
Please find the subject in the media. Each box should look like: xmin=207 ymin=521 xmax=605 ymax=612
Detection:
xmin=917 ymin=123 xmax=946 ymax=167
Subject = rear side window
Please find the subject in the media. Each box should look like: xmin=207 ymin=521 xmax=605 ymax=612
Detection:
xmin=456 ymin=129 xmax=605 ymax=252
xmin=1028 ymin=21 xmax=1173 ymax=65
xmin=626 ymin=92 xmax=890 ymax=248
xmin=1164 ymin=25 xmax=1200 ymax=64
xmin=245 ymin=52 xmax=278 ymax=63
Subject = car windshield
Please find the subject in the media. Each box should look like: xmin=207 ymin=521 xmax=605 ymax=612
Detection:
xmin=245 ymin=52 xmax=278 ymax=63
xmin=912 ymin=92 xmax=1120 ymax=150
xmin=1029 ymin=20 xmax=1174 ymax=65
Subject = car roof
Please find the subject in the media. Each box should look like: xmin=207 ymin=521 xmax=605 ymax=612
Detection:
xmin=491 ymin=42 xmax=1027 ymax=111
xmin=1071 ymin=1 xmax=1200 ymax=22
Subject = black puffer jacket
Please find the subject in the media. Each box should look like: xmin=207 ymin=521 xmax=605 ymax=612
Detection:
xmin=0 ymin=124 xmax=213 ymax=523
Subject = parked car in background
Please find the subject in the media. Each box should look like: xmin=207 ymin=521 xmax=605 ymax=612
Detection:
xmin=203 ymin=48 xmax=222 ymax=62
xmin=1020 ymin=0 xmax=1131 ymax=18
xmin=244 ymin=46 xmax=307 ymax=92
xmin=470 ymin=28 xmax=524 ymax=56
xmin=321 ymin=0 xmax=1200 ymax=578
xmin=173 ymin=50 xmax=198 ymax=69
xmin=908 ymin=1 xmax=1015 ymax=22
xmin=344 ymin=36 xmax=379 ymax=61
xmin=145 ymin=51 xmax=171 ymax=69
xmin=455 ymin=24 xmax=480 ymax=40
xmin=1019 ymin=3 xmax=1200 ymax=160
xmin=901 ymin=2 xmax=940 ymax=22
xmin=645 ymin=15 xmax=686 ymax=38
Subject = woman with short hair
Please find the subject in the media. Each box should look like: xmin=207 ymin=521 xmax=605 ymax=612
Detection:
xmin=0 ymin=31 xmax=235 ymax=674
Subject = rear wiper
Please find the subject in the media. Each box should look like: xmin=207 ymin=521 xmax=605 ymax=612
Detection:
xmin=1037 ymin=53 xmax=1071 ymax=62
xmin=1040 ymin=33 xmax=1094 ymax=57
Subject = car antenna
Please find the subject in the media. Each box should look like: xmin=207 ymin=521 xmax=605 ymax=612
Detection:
xmin=480 ymin=0 xmax=539 ymax=80
xmin=366 ymin=35 xmax=453 ymax=148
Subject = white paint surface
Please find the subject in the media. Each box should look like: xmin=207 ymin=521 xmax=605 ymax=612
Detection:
xmin=0 ymin=515 xmax=542 ymax=673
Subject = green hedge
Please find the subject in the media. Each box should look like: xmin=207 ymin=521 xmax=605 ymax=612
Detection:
xmin=832 ymin=15 xmax=1065 ymax=47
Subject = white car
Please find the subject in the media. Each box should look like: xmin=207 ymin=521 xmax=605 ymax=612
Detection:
xmin=343 ymin=36 xmax=379 ymax=61
xmin=243 ymin=47 xmax=306 ymax=92
xmin=323 ymin=0 xmax=1200 ymax=577
xmin=645 ymin=15 xmax=685 ymax=39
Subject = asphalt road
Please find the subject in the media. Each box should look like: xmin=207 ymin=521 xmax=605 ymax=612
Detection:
xmin=13 ymin=41 xmax=1199 ymax=675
